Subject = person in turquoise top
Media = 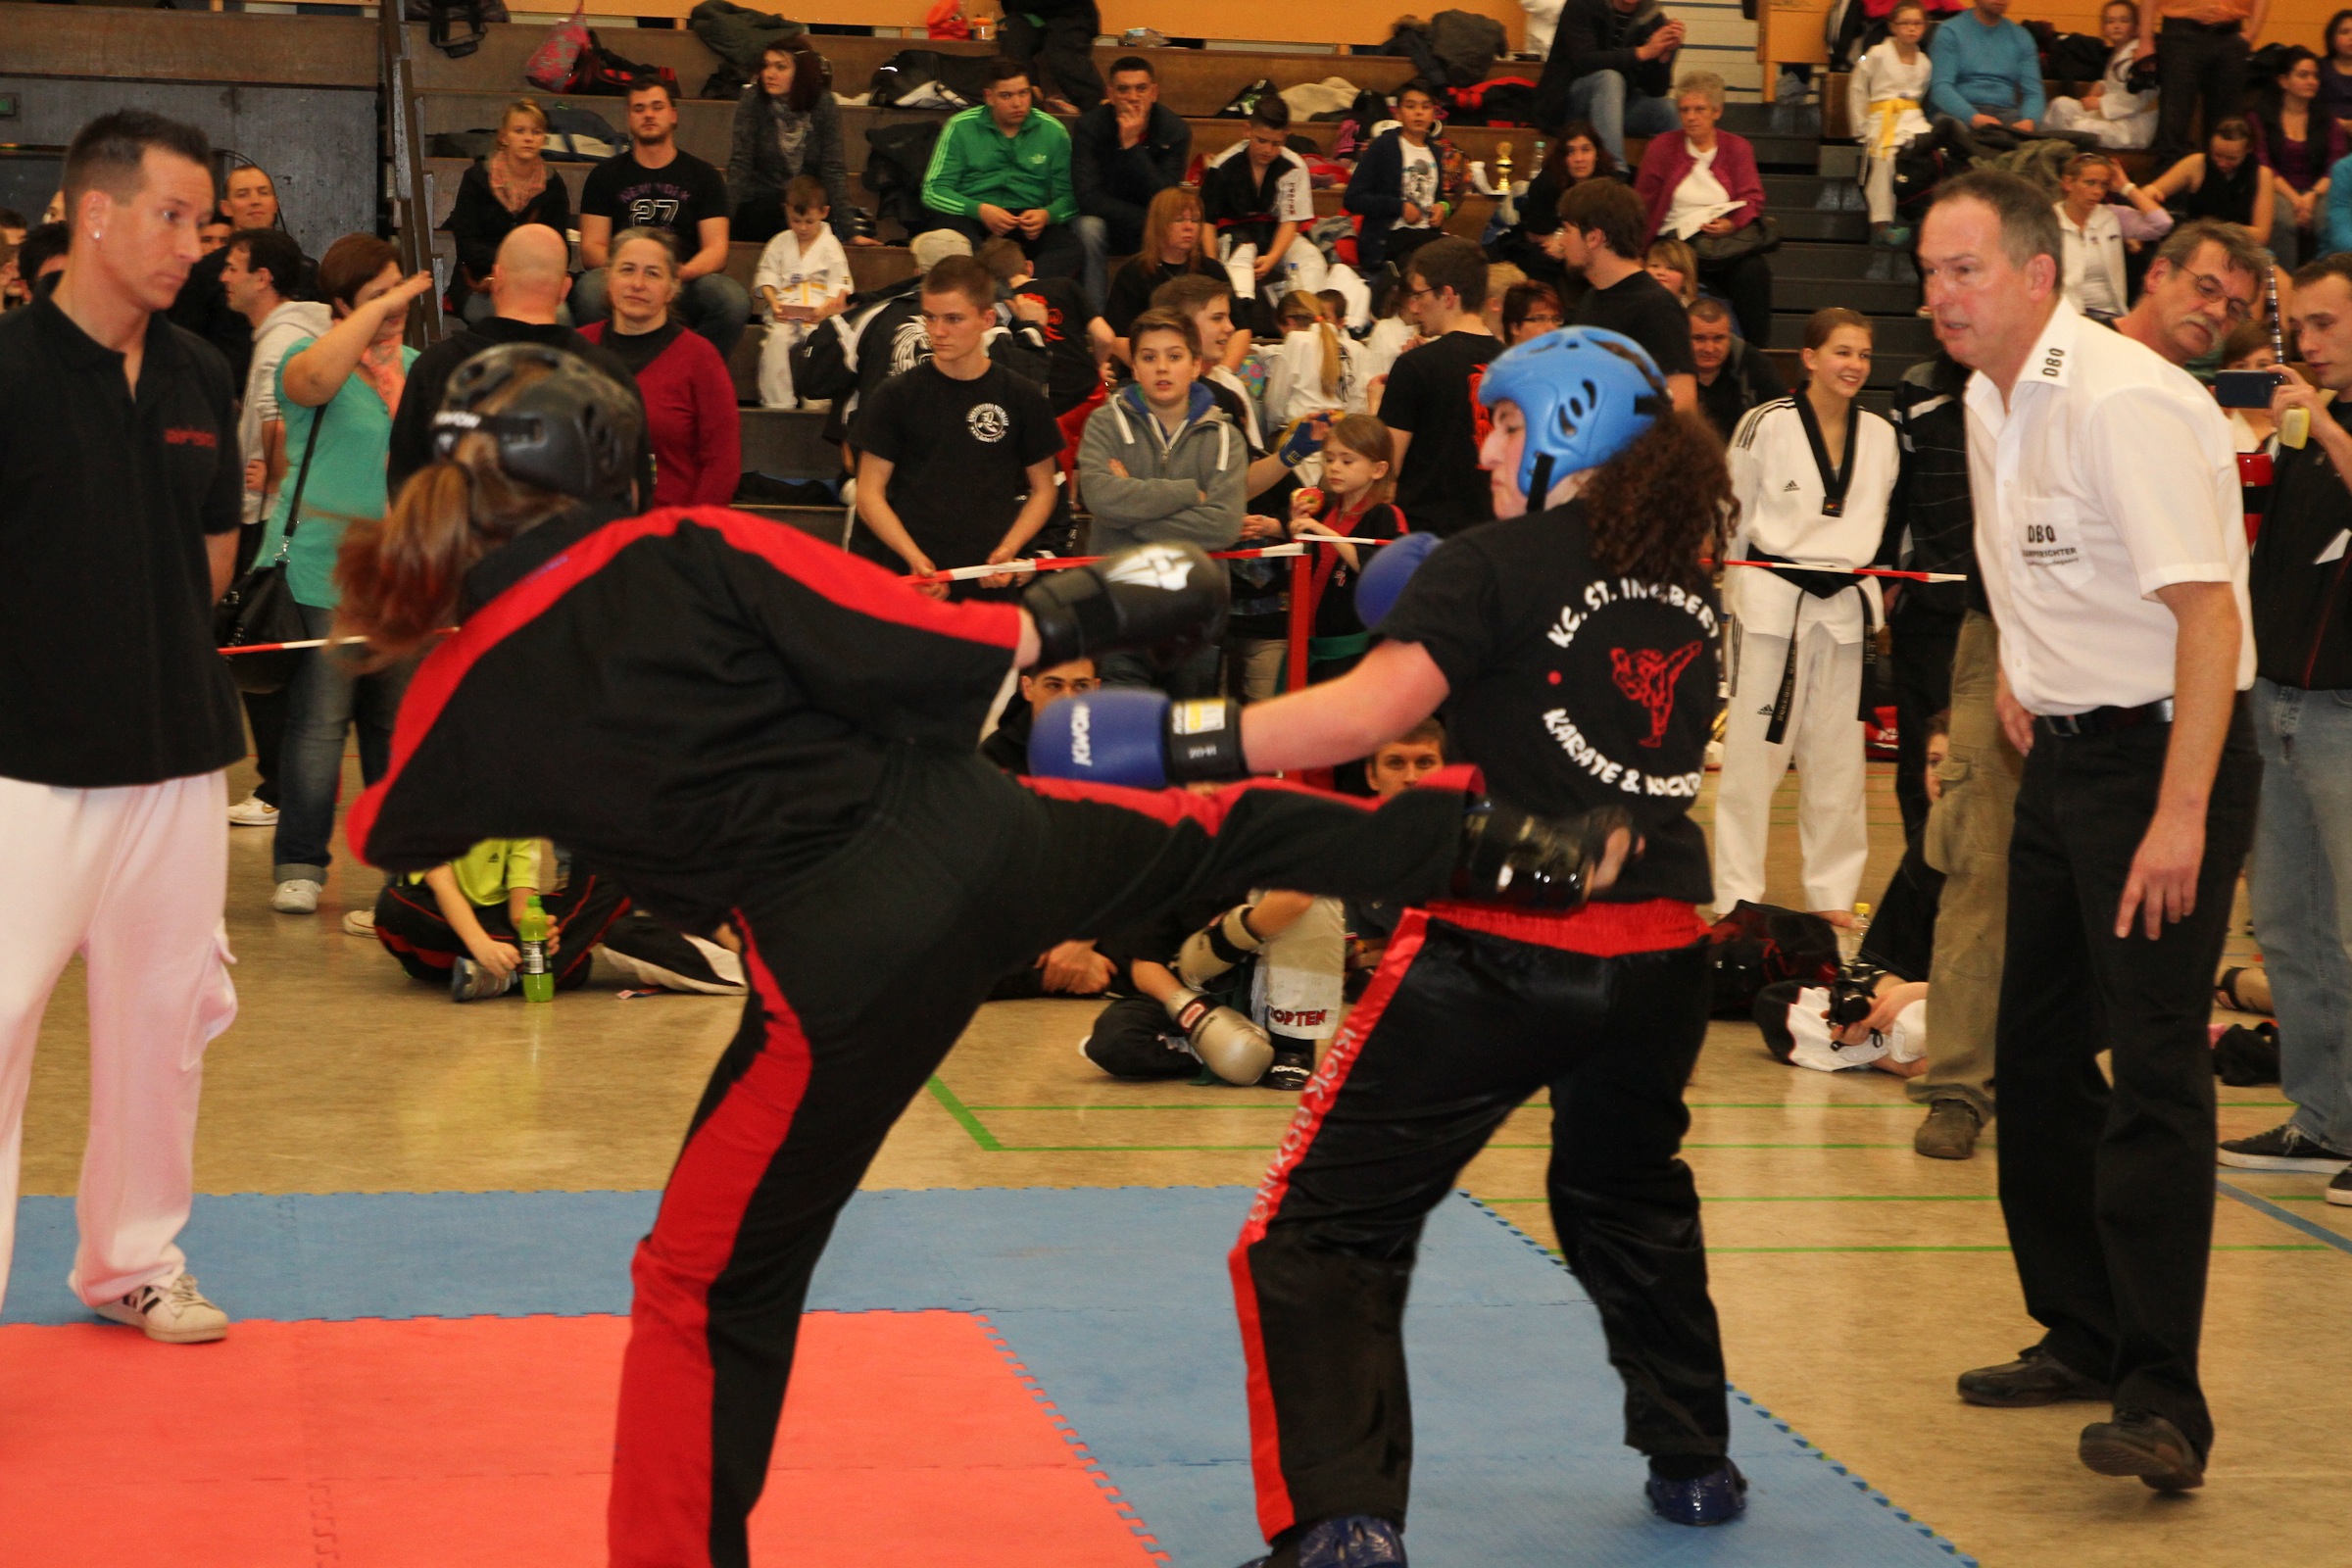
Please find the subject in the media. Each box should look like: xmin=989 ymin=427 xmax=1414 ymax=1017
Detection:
xmin=1927 ymin=0 xmax=2046 ymax=133
xmin=261 ymin=233 xmax=432 ymax=916
xmin=919 ymin=57 xmax=1085 ymax=281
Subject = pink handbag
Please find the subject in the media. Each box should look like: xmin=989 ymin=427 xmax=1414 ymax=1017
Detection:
xmin=524 ymin=3 xmax=591 ymax=92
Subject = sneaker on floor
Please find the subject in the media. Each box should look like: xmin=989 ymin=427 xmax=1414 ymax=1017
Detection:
xmin=270 ymin=877 xmax=322 ymax=914
xmin=2329 ymin=1166 xmax=2352 ymax=1206
xmin=1914 ymin=1098 xmax=1983 ymax=1159
xmin=450 ymin=956 xmax=516 ymax=1003
xmin=1260 ymin=1046 xmax=1314 ymax=1093
xmin=2217 ymin=1120 xmax=2352 ymax=1172
xmin=2080 ymin=1409 xmax=2205 ymax=1492
xmin=1957 ymin=1345 xmax=2109 ymax=1407
xmin=94 ymin=1271 xmax=229 ymax=1344
xmin=226 ymin=793 xmax=278 ymax=826
xmin=340 ymin=907 xmax=377 ymax=938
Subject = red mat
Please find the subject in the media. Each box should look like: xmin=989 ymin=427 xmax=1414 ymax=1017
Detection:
xmin=0 ymin=1310 xmax=1164 ymax=1567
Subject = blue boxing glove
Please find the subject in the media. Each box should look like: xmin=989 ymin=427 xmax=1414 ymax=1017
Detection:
xmin=1276 ymin=416 xmax=1328 ymax=469
xmin=1027 ymin=688 xmax=1249 ymax=788
xmin=1354 ymin=530 xmax=1443 ymax=631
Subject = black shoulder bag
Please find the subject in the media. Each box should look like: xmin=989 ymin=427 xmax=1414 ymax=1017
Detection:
xmin=215 ymin=400 xmax=328 ymax=696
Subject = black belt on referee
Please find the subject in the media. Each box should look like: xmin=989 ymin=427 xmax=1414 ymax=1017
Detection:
xmin=2034 ymin=699 xmax=2175 ymax=738
xmin=2161 ymin=18 xmax=2242 ymax=31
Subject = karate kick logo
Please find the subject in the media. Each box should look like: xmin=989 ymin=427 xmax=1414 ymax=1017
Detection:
xmin=1609 ymin=641 xmax=1705 ymax=748
xmin=966 ymin=402 xmax=1010 ymax=443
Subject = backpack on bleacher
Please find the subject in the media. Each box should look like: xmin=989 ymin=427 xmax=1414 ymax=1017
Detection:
xmin=571 ymin=33 xmax=682 ymax=97
xmin=868 ymin=49 xmax=995 ymax=109
xmin=862 ymin=120 xmax=947 ymax=228
xmin=1427 ymin=10 xmax=1508 ymax=87
xmin=1446 ymin=76 xmax=1538 ymax=126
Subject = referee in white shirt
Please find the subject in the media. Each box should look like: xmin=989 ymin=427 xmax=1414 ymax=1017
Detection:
xmin=1917 ymin=172 xmax=2259 ymax=1493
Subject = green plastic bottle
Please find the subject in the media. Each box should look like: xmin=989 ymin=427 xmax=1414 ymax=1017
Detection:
xmin=517 ymin=896 xmax=555 ymax=1004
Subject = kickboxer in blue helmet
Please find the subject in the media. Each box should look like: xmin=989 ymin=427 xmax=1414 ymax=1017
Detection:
xmin=1032 ymin=326 xmax=1746 ymax=1561
xmin=334 ymin=342 xmax=1625 ymax=1568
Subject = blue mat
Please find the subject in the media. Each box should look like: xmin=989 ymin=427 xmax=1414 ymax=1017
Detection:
xmin=6 ymin=1188 xmax=1973 ymax=1566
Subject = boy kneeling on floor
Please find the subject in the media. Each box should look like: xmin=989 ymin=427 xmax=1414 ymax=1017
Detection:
xmin=372 ymin=839 xmax=627 ymax=1001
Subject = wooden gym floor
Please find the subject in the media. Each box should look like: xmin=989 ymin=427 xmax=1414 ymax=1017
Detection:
xmin=20 ymin=754 xmax=2348 ymax=1568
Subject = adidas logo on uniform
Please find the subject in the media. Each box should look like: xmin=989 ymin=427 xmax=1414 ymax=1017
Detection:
xmin=1782 ymin=480 xmax=1800 ymax=491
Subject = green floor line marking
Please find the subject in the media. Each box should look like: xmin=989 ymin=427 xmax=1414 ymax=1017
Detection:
xmin=924 ymin=1075 xmax=1004 ymax=1152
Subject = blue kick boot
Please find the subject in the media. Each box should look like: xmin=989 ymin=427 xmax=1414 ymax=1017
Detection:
xmin=1238 ymin=1514 xmax=1408 ymax=1568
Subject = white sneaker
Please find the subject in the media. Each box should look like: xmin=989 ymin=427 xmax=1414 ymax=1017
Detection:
xmin=94 ymin=1271 xmax=229 ymax=1344
xmin=341 ymin=907 xmax=377 ymax=937
xmin=226 ymin=793 xmax=278 ymax=827
xmin=270 ymin=877 xmax=322 ymax=914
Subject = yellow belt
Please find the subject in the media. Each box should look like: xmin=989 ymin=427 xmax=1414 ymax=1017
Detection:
xmin=1868 ymin=99 xmax=1921 ymax=158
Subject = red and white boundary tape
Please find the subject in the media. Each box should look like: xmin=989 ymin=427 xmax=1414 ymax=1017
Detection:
xmin=215 ymin=545 xmax=1966 ymax=656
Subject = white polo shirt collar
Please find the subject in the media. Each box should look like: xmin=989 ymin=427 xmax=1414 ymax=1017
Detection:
xmin=1962 ymin=299 xmax=2254 ymax=714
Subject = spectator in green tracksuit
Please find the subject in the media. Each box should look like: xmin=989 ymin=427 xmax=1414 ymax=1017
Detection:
xmin=920 ymin=56 xmax=1084 ymax=280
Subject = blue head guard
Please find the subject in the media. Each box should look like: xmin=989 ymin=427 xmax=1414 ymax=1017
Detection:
xmin=1477 ymin=326 xmax=1669 ymax=504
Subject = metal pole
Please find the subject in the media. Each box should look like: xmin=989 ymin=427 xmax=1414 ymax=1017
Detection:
xmin=378 ymin=1 xmax=447 ymax=342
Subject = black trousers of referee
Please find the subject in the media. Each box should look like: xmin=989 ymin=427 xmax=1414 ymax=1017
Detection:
xmin=1231 ymin=912 xmax=1726 ymax=1554
xmin=607 ymin=748 xmax=1471 ymax=1568
xmin=1994 ymin=707 xmax=2258 ymax=1459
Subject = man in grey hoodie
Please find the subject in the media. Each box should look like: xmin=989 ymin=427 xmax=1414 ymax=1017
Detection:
xmin=1077 ymin=306 xmax=1248 ymax=697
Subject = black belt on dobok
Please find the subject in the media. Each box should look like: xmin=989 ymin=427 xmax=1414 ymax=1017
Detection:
xmin=1746 ymin=547 xmax=1879 ymax=745
xmin=2034 ymin=699 xmax=2174 ymax=739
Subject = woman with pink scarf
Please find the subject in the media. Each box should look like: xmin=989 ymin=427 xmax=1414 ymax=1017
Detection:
xmin=441 ymin=98 xmax=573 ymax=324
xmin=260 ymin=235 xmax=432 ymax=917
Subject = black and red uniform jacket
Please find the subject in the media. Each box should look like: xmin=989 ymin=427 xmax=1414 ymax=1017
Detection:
xmin=348 ymin=504 xmax=1021 ymax=930
xmin=1376 ymin=500 xmax=1721 ymax=910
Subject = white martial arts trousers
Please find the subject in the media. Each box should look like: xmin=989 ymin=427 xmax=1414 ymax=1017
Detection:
xmin=1711 ymin=616 xmax=1871 ymax=914
xmin=0 ymin=770 xmax=236 ymax=1315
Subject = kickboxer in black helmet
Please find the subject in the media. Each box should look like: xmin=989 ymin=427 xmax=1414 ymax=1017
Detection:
xmin=334 ymin=341 xmax=1637 ymax=1568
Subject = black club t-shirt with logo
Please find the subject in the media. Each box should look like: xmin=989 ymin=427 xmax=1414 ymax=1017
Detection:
xmin=851 ymin=358 xmax=1062 ymax=569
xmin=1378 ymin=501 xmax=1720 ymax=906
xmin=1572 ymin=270 xmax=1699 ymax=381
xmin=580 ymin=149 xmax=733 ymax=265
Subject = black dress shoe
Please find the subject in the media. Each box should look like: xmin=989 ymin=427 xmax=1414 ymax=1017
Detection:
xmin=2080 ymin=1409 xmax=2205 ymax=1492
xmin=1956 ymin=1346 xmax=2109 ymax=1407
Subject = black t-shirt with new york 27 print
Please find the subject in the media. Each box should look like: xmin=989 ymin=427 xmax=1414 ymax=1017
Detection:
xmin=580 ymin=150 xmax=732 ymax=265
xmin=1379 ymin=501 xmax=1720 ymax=906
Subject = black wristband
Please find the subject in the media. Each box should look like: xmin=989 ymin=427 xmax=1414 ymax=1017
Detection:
xmin=1163 ymin=698 xmax=1249 ymax=782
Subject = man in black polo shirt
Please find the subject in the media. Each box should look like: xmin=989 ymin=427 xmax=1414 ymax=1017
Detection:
xmin=1551 ymin=178 xmax=1697 ymax=412
xmin=0 ymin=110 xmax=244 ymax=1345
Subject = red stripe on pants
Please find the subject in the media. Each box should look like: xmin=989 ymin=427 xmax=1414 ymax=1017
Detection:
xmin=608 ymin=920 xmax=813 ymax=1566
xmin=1228 ymin=908 xmax=1431 ymax=1544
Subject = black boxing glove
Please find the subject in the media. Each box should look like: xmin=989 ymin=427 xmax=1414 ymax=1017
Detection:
xmin=1022 ymin=541 xmax=1228 ymax=669
xmin=1453 ymin=801 xmax=1641 ymax=910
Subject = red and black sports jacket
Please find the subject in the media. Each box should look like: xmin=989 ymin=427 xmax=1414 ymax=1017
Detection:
xmin=349 ymin=504 xmax=1021 ymax=927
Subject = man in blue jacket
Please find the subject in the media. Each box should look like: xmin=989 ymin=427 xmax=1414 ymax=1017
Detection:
xmin=1928 ymin=0 xmax=2046 ymax=133
xmin=1070 ymin=55 xmax=1193 ymax=314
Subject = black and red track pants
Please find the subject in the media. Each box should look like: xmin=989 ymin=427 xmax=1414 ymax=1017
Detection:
xmin=371 ymin=865 xmax=628 ymax=991
xmin=606 ymin=746 xmax=1474 ymax=1568
xmin=1229 ymin=903 xmax=1731 ymax=1556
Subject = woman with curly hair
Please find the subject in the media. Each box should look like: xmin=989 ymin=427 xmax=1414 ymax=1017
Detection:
xmin=1113 ymin=326 xmax=1748 ymax=1556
